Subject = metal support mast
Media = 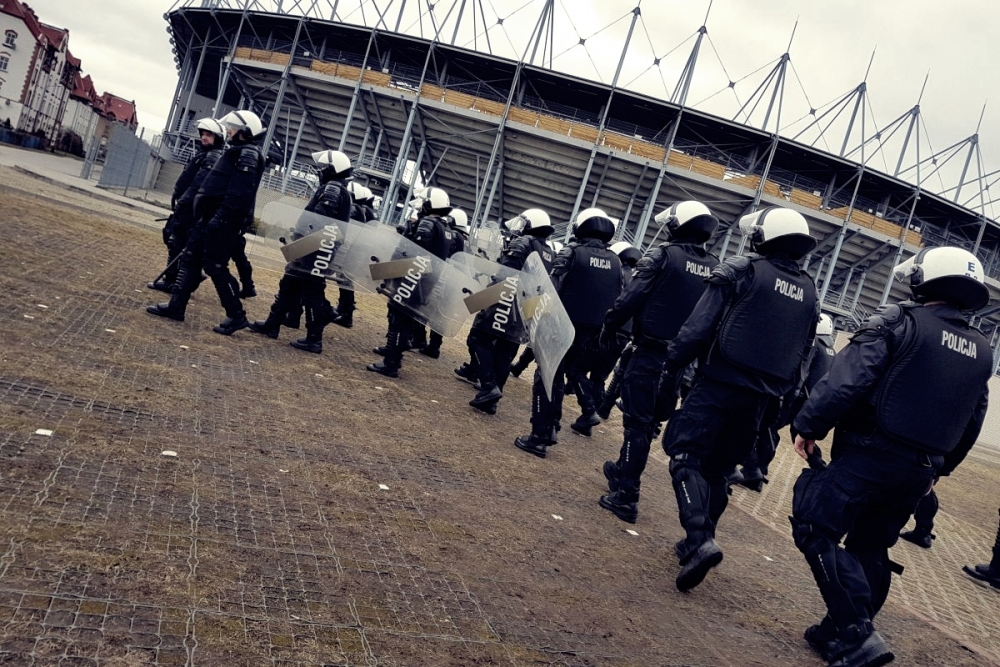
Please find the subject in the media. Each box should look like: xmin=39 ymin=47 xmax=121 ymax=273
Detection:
xmin=564 ymin=6 xmax=642 ymax=240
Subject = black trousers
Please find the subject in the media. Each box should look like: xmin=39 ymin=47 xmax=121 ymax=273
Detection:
xmin=382 ymin=305 xmax=422 ymax=369
xmin=663 ymin=377 xmax=771 ymax=545
xmin=469 ymin=327 xmax=520 ymax=390
xmin=529 ymin=326 xmax=600 ymax=437
xmin=231 ymin=233 xmax=254 ymax=289
xmin=791 ymin=444 xmax=938 ymax=632
xmin=615 ymin=343 xmax=669 ymax=498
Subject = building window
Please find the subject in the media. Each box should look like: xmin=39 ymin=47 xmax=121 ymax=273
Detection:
xmin=3 ymin=31 xmax=15 ymax=49
xmin=0 ymin=54 xmax=9 ymax=72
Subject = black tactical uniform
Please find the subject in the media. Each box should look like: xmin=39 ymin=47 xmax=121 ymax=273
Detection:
xmin=368 ymin=212 xmax=454 ymax=377
xmin=515 ymin=234 xmax=623 ymax=457
xmin=663 ymin=252 xmax=818 ymax=589
xmin=599 ymin=242 xmax=718 ymax=521
xmin=467 ymin=234 xmax=554 ymax=413
xmin=148 ymin=134 xmax=266 ymax=334
xmin=248 ymin=175 xmax=352 ymax=351
xmin=150 ymin=141 xmax=223 ymax=291
xmin=791 ymin=301 xmax=990 ymax=662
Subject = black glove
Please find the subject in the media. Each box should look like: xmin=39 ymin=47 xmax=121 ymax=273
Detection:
xmin=806 ymin=443 xmax=826 ymax=470
xmin=598 ymin=327 xmax=617 ymax=353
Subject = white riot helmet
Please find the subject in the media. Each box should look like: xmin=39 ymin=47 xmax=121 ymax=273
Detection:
xmin=346 ymin=180 xmax=366 ymax=201
xmin=195 ymin=117 xmax=225 ymax=142
xmin=610 ymin=241 xmax=642 ymax=267
xmin=546 ymin=239 xmax=564 ymax=253
xmin=893 ymin=246 xmax=990 ymax=311
xmin=738 ymin=206 xmax=816 ymax=259
xmin=312 ymin=150 xmax=353 ymax=180
xmin=572 ymin=207 xmax=617 ymax=243
xmin=816 ymin=313 xmax=834 ymax=337
xmin=219 ymin=109 xmax=265 ymax=143
xmin=505 ymin=208 xmax=553 ymax=238
xmin=653 ymin=200 xmax=719 ymax=244
xmin=409 ymin=186 xmax=451 ymax=215
xmin=449 ymin=208 xmax=469 ymax=234
xmin=358 ymin=185 xmax=374 ymax=204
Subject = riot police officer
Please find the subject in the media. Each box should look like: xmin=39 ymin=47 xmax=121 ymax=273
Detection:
xmin=326 ymin=182 xmax=376 ymax=330
xmin=578 ymin=240 xmax=642 ymax=431
xmin=791 ymin=246 xmax=991 ymax=667
xmin=467 ymin=209 xmax=555 ymax=414
xmin=148 ymin=118 xmax=225 ymax=293
xmin=367 ymin=187 xmax=455 ymax=378
xmin=418 ymin=207 xmax=469 ymax=360
xmin=598 ymin=201 xmax=720 ymax=523
xmin=514 ymin=208 xmax=623 ymax=458
xmin=248 ymin=150 xmax=353 ymax=352
xmin=147 ymin=110 xmax=267 ymax=334
xmin=661 ymin=206 xmax=819 ymax=591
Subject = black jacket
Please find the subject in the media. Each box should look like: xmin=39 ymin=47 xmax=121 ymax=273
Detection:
xmin=793 ymin=302 xmax=990 ymax=475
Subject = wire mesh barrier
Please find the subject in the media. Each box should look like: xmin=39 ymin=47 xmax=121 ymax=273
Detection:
xmin=95 ymin=125 xmax=161 ymax=197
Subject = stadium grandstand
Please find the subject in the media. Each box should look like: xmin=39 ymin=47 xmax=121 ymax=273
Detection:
xmin=163 ymin=0 xmax=1000 ymax=366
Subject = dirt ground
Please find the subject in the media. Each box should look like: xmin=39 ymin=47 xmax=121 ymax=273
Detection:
xmin=1 ymin=166 xmax=998 ymax=666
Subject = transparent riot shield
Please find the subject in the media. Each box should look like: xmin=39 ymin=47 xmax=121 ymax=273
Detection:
xmin=470 ymin=221 xmax=504 ymax=261
xmin=367 ymin=235 xmax=478 ymax=338
xmin=451 ymin=252 xmax=529 ymax=344
xmin=518 ymin=252 xmax=575 ymax=399
xmin=258 ymin=201 xmax=398 ymax=294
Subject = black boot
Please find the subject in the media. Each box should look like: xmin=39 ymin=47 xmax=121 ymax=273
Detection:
xmin=419 ymin=345 xmax=441 ymax=359
xmin=213 ymin=312 xmax=249 ymax=336
xmin=599 ymin=489 xmax=638 ymax=523
xmin=455 ymin=363 xmax=479 ymax=386
xmin=804 ymin=616 xmax=841 ymax=662
xmin=826 ymin=624 xmax=893 ymax=667
xmin=736 ymin=465 xmax=767 ymax=492
xmin=148 ymin=279 xmax=173 ymax=293
xmin=570 ymin=411 xmax=601 ymax=437
xmin=963 ymin=564 xmax=1000 ymax=588
xmin=676 ymin=539 xmax=724 ymax=592
xmin=332 ymin=289 xmax=355 ymax=328
xmin=514 ymin=433 xmax=550 ymax=458
xmin=603 ymin=460 xmax=622 ymax=493
xmin=290 ymin=332 xmax=323 ymax=353
xmin=366 ymin=361 xmax=399 ymax=378
xmin=509 ymin=353 xmax=531 ymax=378
xmin=899 ymin=530 xmax=934 ymax=549
xmin=248 ymin=319 xmax=281 ymax=339
xmin=239 ymin=284 xmax=257 ymax=298
xmin=470 ymin=384 xmax=502 ymax=412
xmin=146 ymin=302 xmax=185 ymax=321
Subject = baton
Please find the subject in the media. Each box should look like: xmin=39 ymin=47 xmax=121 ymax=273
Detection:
xmin=154 ymin=217 xmax=170 ymax=222
xmin=150 ymin=254 xmax=182 ymax=286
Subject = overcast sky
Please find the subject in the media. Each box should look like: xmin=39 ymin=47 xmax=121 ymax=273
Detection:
xmin=27 ymin=0 xmax=1000 ymax=205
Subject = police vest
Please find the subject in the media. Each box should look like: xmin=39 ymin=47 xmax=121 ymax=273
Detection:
xmin=638 ymin=244 xmax=716 ymax=342
xmin=559 ymin=243 xmax=623 ymax=328
xmin=716 ymin=258 xmax=817 ymax=383
xmin=874 ymin=305 xmax=992 ymax=454
xmin=416 ymin=215 xmax=454 ymax=260
xmin=529 ymin=237 xmax=555 ymax=272
xmin=803 ymin=337 xmax=836 ymax=391
xmin=311 ymin=181 xmax=351 ymax=222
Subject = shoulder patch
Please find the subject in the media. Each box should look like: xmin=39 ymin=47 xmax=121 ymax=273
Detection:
xmin=708 ymin=255 xmax=750 ymax=284
xmin=852 ymin=303 xmax=906 ymax=342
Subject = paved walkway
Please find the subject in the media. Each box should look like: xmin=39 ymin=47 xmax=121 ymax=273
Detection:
xmin=0 ymin=144 xmax=169 ymax=217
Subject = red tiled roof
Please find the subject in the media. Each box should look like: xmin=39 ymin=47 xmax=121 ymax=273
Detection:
xmin=70 ymin=72 xmax=97 ymax=103
xmin=38 ymin=22 xmax=67 ymax=49
xmin=66 ymin=50 xmax=80 ymax=68
xmin=98 ymin=92 xmax=138 ymax=126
